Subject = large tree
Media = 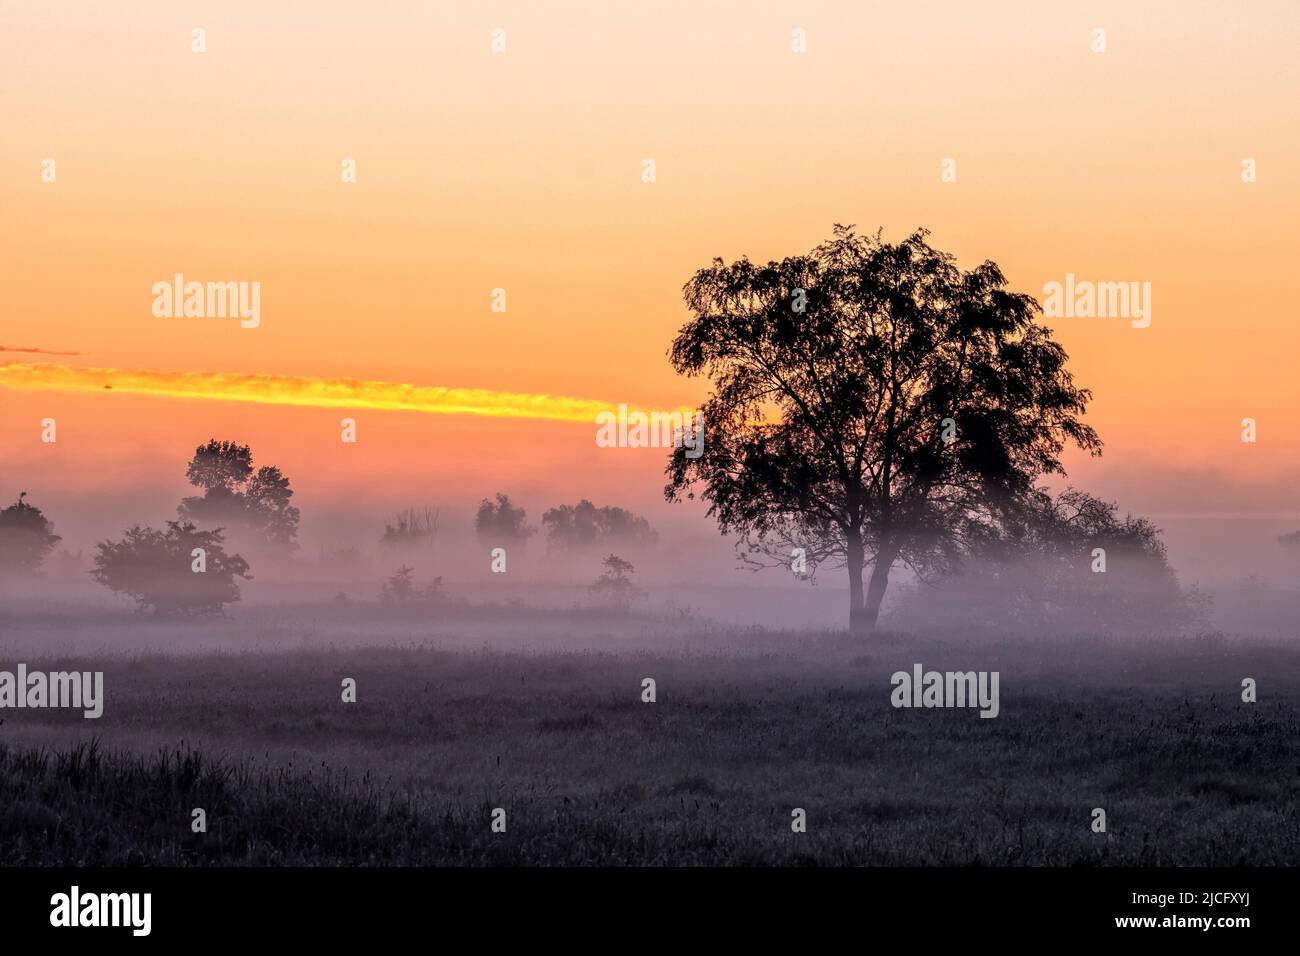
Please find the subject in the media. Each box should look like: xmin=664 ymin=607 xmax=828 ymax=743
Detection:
xmin=665 ymin=226 xmax=1100 ymax=636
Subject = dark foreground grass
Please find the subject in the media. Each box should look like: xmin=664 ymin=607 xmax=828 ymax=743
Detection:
xmin=2 ymin=636 xmax=1298 ymax=865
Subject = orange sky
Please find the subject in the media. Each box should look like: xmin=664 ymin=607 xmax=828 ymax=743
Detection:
xmin=3 ymin=1 xmax=1299 ymax=560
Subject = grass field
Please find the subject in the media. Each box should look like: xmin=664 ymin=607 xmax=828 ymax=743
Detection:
xmin=1 ymin=619 xmax=1297 ymax=865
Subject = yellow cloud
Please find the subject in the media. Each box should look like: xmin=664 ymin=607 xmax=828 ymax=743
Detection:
xmin=0 ymin=361 xmax=615 ymax=423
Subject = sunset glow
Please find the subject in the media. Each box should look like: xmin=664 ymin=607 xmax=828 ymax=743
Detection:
xmin=2 ymin=0 xmax=1298 ymax=579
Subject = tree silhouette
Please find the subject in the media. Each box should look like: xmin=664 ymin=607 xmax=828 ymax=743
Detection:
xmin=474 ymin=493 xmax=536 ymax=545
xmin=185 ymin=439 xmax=253 ymax=491
xmin=178 ymin=440 xmax=300 ymax=554
xmin=381 ymin=565 xmax=417 ymax=602
xmin=590 ymin=553 xmax=637 ymax=609
xmin=541 ymin=500 xmax=656 ymax=551
xmin=91 ymin=521 xmax=251 ymax=616
xmin=666 ymin=226 xmax=1100 ymax=636
xmin=0 ymin=492 xmax=62 ymax=573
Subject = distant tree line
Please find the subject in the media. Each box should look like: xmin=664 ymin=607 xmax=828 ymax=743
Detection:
xmin=2 ymin=440 xmax=663 ymax=617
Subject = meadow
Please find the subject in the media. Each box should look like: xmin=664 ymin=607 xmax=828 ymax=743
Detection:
xmin=0 ymin=609 xmax=1297 ymax=865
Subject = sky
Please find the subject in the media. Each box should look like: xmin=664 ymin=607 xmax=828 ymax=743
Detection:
xmin=2 ymin=0 xmax=1299 ymax=581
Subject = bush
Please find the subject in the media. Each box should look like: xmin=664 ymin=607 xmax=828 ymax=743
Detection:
xmin=380 ymin=565 xmax=442 ymax=604
xmin=91 ymin=521 xmax=251 ymax=616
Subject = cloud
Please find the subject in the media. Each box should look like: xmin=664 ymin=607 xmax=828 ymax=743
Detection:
xmin=0 ymin=345 xmax=81 ymax=355
xmin=0 ymin=361 xmax=616 ymax=423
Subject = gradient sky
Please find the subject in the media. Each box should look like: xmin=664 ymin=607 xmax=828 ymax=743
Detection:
xmin=3 ymin=1 xmax=1299 ymax=578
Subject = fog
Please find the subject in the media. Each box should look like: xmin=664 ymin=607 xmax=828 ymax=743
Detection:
xmin=4 ymin=484 xmax=1299 ymax=652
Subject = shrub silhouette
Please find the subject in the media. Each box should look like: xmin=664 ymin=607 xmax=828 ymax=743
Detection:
xmin=91 ymin=521 xmax=251 ymax=616
xmin=380 ymin=565 xmax=442 ymax=604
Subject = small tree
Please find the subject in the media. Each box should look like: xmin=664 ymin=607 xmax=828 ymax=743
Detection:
xmin=475 ymin=494 xmax=535 ymax=544
xmin=0 ymin=492 xmax=62 ymax=573
xmin=381 ymin=565 xmax=417 ymax=602
xmin=590 ymin=554 xmax=637 ymax=609
xmin=91 ymin=521 xmax=251 ymax=616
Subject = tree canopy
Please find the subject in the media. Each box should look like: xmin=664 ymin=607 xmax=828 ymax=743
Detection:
xmin=665 ymin=226 xmax=1100 ymax=635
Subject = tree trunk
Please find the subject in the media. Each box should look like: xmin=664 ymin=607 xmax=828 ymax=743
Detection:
xmin=846 ymin=533 xmax=895 ymax=638
xmin=846 ymin=531 xmax=869 ymax=636
xmin=862 ymin=548 xmax=895 ymax=634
